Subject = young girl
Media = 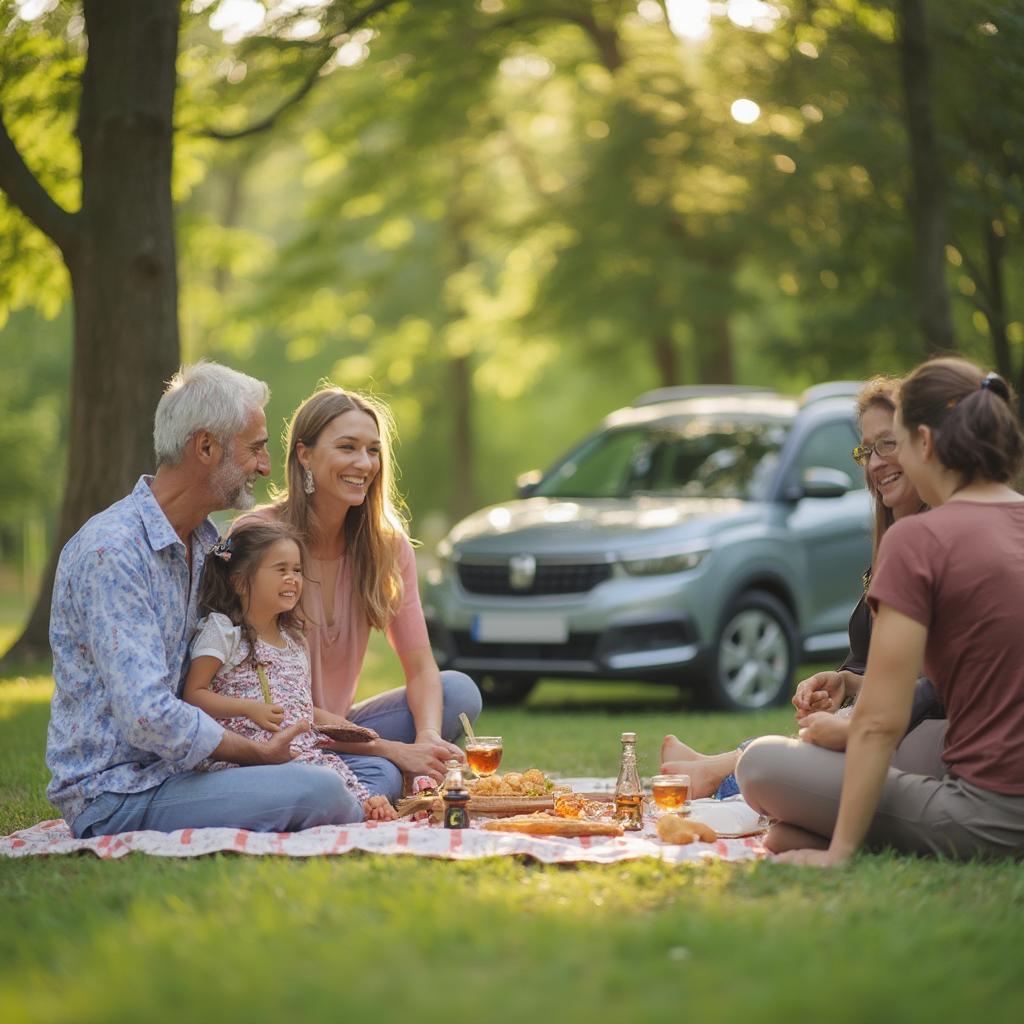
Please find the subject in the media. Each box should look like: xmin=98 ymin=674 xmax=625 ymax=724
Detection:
xmin=183 ymin=519 xmax=398 ymax=822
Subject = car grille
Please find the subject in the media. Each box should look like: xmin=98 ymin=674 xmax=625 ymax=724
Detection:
xmin=451 ymin=631 xmax=599 ymax=661
xmin=457 ymin=561 xmax=612 ymax=596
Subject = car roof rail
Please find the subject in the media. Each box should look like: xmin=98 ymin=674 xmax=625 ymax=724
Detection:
xmin=799 ymin=381 xmax=864 ymax=406
xmin=631 ymin=385 xmax=778 ymax=408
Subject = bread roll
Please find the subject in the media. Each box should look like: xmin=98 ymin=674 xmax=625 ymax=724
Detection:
xmin=656 ymin=815 xmax=718 ymax=845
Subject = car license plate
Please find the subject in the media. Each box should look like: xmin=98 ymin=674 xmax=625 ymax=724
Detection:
xmin=471 ymin=613 xmax=568 ymax=644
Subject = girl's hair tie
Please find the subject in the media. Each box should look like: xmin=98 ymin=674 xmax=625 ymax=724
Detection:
xmin=980 ymin=372 xmax=1010 ymax=401
xmin=211 ymin=537 xmax=234 ymax=563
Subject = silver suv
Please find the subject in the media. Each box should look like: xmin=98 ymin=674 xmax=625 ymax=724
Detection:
xmin=422 ymin=385 xmax=872 ymax=709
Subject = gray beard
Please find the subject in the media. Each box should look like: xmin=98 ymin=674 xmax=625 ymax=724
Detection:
xmin=211 ymin=460 xmax=255 ymax=511
xmin=231 ymin=486 xmax=256 ymax=510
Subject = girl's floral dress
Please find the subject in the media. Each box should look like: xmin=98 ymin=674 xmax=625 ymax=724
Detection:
xmin=190 ymin=613 xmax=369 ymax=803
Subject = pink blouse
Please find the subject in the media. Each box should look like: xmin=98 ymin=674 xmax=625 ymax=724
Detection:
xmin=235 ymin=509 xmax=430 ymax=715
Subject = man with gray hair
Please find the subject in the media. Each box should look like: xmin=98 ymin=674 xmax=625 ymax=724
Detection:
xmin=46 ymin=362 xmax=364 ymax=837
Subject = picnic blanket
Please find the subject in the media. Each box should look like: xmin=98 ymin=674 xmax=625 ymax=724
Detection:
xmin=0 ymin=782 xmax=767 ymax=865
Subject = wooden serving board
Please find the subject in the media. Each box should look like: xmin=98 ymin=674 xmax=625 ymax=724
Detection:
xmin=395 ymin=795 xmax=555 ymax=818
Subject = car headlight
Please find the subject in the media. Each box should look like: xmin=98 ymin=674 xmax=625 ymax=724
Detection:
xmin=426 ymin=539 xmax=456 ymax=587
xmin=619 ymin=546 xmax=711 ymax=576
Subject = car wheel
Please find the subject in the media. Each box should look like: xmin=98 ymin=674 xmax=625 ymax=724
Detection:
xmin=708 ymin=591 xmax=797 ymax=711
xmin=477 ymin=675 xmax=537 ymax=707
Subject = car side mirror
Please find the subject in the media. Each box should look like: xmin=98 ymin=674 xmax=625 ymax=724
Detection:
xmin=516 ymin=469 xmax=542 ymax=498
xmin=798 ymin=467 xmax=853 ymax=499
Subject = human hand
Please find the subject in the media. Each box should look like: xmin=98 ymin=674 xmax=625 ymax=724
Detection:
xmin=773 ymin=847 xmax=849 ymax=868
xmin=792 ymin=671 xmax=845 ymax=717
xmin=247 ymin=701 xmax=285 ymax=733
xmin=259 ymin=720 xmax=310 ymax=764
xmin=363 ymin=795 xmax=398 ymax=822
xmin=797 ymin=711 xmax=850 ymax=751
xmin=385 ymin=735 xmax=462 ymax=783
xmin=417 ymin=729 xmax=465 ymax=763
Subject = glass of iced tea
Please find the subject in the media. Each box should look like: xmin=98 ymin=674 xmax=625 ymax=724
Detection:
xmin=465 ymin=736 xmax=503 ymax=777
xmin=650 ymin=773 xmax=690 ymax=815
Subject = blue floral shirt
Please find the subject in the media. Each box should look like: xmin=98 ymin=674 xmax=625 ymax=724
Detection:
xmin=46 ymin=476 xmax=225 ymax=826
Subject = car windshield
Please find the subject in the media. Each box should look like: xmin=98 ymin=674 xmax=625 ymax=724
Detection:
xmin=533 ymin=416 xmax=791 ymax=501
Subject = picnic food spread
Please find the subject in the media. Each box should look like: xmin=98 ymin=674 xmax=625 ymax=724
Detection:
xmin=388 ymin=730 xmax=730 ymax=844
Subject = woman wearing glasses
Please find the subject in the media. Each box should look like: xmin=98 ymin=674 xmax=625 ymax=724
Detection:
xmin=660 ymin=377 xmax=943 ymax=804
xmin=741 ymin=358 xmax=1024 ymax=864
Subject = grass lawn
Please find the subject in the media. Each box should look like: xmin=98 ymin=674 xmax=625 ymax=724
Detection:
xmin=2 ymin=634 xmax=1023 ymax=1024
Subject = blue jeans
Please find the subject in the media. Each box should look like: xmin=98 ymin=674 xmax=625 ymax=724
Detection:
xmin=714 ymin=738 xmax=756 ymax=800
xmin=338 ymin=671 xmax=482 ymax=802
xmin=71 ymin=763 xmax=364 ymax=838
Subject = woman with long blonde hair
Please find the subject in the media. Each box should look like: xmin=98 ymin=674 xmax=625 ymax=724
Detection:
xmin=241 ymin=385 xmax=481 ymax=801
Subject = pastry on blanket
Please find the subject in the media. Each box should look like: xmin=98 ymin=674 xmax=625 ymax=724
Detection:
xmin=656 ymin=815 xmax=718 ymax=845
xmin=483 ymin=813 xmax=623 ymax=838
xmin=553 ymin=792 xmax=612 ymax=820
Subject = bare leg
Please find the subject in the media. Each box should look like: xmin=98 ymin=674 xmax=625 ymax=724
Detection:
xmin=660 ymin=734 xmax=741 ymax=799
xmin=763 ymin=821 xmax=830 ymax=854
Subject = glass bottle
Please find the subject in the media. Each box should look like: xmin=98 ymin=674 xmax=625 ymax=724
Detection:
xmin=614 ymin=731 xmax=644 ymax=830
xmin=442 ymin=759 xmax=471 ymax=829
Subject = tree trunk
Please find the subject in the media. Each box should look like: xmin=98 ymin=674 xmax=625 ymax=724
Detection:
xmin=444 ymin=158 xmax=476 ymax=522
xmin=449 ymin=355 xmax=474 ymax=520
xmin=897 ymin=0 xmax=956 ymax=356
xmin=4 ymin=0 xmax=181 ymax=663
xmin=212 ymin=151 xmax=254 ymax=295
xmin=694 ymin=312 xmax=735 ymax=385
xmin=981 ymin=218 xmax=1012 ymax=382
xmin=649 ymin=332 xmax=679 ymax=387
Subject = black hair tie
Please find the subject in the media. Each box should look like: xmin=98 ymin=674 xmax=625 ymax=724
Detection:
xmin=980 ymin=372 xmax=1010 ymax=401
xmin=211 ymin=537 xmax=234 ymax=563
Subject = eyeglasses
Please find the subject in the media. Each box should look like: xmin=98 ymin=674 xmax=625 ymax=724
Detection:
xmin=851 ymin=437 xmax=898 ymax=465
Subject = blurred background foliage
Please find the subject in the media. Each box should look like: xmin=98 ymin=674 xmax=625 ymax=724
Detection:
xmin=1 ymin=0 xmax=1023 ymax=618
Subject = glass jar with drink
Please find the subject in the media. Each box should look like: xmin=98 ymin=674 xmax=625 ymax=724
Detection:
xmin=465 ymin=735 xmax=503 ymax=777
xmin=650 ymin=773 xmax=691 ymax=816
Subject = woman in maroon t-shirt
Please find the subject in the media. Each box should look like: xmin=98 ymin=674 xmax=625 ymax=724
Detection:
xmin=660 ymin=377 xmax=939 ymax=798
xmin=738 ymin=357 xmax=1024 ymax=864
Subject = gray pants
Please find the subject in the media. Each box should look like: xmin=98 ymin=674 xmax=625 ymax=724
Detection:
xmin=737 ymin=721 xmax=1024 ymax=860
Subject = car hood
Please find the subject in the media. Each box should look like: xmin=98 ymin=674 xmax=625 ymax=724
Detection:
xmin=446 ymin=496 xmax=759 ymax=558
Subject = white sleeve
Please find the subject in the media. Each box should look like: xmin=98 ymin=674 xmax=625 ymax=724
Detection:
xmin=190 ymin=613 xmax=243 ymax=667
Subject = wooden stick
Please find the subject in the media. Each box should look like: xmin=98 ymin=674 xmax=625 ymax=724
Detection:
xmin=256 ymin=664 xmax=273 ymax=704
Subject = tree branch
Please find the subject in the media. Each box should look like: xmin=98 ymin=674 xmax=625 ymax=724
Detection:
xmin=0 ymin=107 xmax=77 ymax=254
xmin=203 ymin=0 xmax=404 ymax=142
xmin=491 ymin=7 xmax=624 ymax=72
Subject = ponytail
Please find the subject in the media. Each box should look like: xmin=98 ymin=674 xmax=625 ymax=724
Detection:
xmin=899 ymin=358 xmax=1023 ymax=485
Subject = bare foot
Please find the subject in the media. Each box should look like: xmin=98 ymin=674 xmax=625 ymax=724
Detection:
xmin=763 ymin=822 xmax=830 ymax=854
xmin=660 ymin=734 xmax=706 ymax=764
xmin=661 ymin=753 xmax=739 ymax=799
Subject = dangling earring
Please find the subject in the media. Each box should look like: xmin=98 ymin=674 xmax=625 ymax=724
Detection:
xmin=303 ymin=468 xmax=316 ymax=495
